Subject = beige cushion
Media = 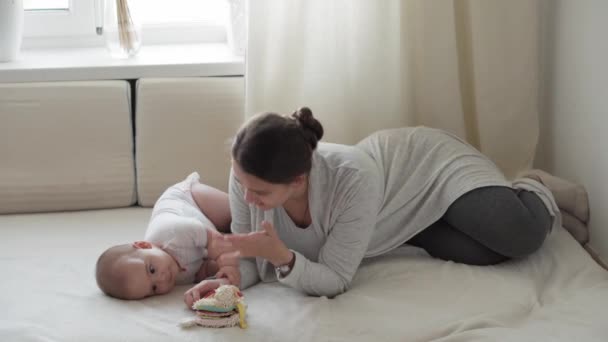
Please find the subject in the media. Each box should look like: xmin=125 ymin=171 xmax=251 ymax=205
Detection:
xmin=136 ymin=77 xmax=244 ymax=206
xmin=0 ymin=81 xmax=136 ymax=214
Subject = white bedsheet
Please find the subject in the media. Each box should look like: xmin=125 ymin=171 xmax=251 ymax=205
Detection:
xmin=1 ymin=208 xmax=607 ymax=341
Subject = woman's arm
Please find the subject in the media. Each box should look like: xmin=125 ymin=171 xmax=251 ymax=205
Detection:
xmin=228 ymin=167 xmax=261 ymax=290
xmin=278 ymin=176 xmax=380 ymax=297
xmin=226 ymin=170 xmax=381 ymax=297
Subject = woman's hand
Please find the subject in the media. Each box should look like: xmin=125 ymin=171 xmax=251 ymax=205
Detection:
xmin=206 ymin=228 xmax=234 ymax=260
xmin=215 ymin=249 xmax=240 ymax=269
xmin=216 ymin=265 xmax=241 ymax=287
xmin=183 ymin=278 xmax=230 ymax=309
xmin=224 ymin=220 xmax=293 ymax=266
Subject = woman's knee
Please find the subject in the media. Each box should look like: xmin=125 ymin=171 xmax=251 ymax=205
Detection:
xmin=502 ymin=213 xmax=549 ymax=258
xmin=499 ymin=198 xmax=551 ymax=258
xmin=516 ymin=191 xmax=553 ymax=254
xmin=446 ymin=187 xmax=551 ymax=259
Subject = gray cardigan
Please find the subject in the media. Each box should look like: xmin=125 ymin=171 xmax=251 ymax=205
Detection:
xmin=230 ymin=127 xmax=511 ymax=297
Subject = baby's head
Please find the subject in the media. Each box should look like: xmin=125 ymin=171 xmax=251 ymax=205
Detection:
xmin=96 ymin=241 xmax=180 ymax=300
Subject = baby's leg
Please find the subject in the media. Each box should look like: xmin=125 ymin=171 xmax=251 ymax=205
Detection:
xmin=191 ymin=183 xmax=232 ymax=232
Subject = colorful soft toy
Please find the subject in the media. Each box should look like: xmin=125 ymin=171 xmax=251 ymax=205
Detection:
xmin=179 ymin=285 xmax=247 ymax=329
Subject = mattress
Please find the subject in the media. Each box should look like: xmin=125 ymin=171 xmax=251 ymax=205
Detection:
xmin=1 ymin=207 xmax=607 ymax=341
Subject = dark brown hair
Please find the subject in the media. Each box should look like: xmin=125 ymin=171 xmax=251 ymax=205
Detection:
xmin=232 ymin=107 xmax=324 ymax=184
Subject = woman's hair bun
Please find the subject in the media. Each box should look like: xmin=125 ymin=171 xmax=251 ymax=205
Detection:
xmin=292 ymin=107 xmax=324 ymax=149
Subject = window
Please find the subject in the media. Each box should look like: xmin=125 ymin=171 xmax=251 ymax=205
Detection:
xmin=22 ymin=0 xmax=230 ymax=48
xmin=24 ymin=0 xmax=70 ymax=11
xmin=135 ymin=1 xmax=227 ymax=26
xmin=130 ymin=0 xmax=229 ymax=45
xmin=23 ymin=0 xmax=95 ymax=41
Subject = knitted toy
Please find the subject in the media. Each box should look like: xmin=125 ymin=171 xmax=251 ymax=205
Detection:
xmin=179 ymin=285 xmax=247 ymax=329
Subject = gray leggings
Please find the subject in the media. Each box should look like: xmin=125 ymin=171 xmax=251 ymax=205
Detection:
xmin=408 ymin=186 xmax=552 ymax=265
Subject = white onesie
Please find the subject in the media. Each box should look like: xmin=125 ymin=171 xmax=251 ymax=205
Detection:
xmin=144 ymin=172 xmax=215 ymax=285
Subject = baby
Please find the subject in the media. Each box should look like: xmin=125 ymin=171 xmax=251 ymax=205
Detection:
xmin=95 ymin=172 xmax=238 ymax=300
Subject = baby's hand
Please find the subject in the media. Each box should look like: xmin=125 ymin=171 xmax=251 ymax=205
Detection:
xmin=216 ymin=266 xmax=241 ymax=287
xmin=206 ymin=229 xmax=234 ymax=260
xmin=184 ymin=278 xmax=229 ymax=309
xmin=194 ymin=259 xmax=219 ymax=283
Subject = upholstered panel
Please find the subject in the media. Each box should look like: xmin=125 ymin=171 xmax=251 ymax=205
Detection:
xmin=136 ymin=77 xmax=244 ymax=206
xmin=0 ymin=81 xmax=136 ymax=214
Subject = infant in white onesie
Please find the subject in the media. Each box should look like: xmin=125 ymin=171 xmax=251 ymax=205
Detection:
xmin=95 ymin=172 xmax=235 ymax=300
xmin=145 ymin=172 xmax=218 ymax=284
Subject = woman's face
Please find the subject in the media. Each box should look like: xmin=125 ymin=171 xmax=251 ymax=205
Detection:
xmin=232 ymin=161 xmax=296 ymax=210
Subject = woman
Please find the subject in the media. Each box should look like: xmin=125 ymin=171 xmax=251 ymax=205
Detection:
xmin=186 ymin=107 xmax=579 ymax=301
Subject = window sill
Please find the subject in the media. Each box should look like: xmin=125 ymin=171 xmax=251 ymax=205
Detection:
xmin=0 ymin=43 xmax=244 ymax=83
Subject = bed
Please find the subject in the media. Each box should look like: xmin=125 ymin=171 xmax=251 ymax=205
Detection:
xmin=2 ymin=78 xmax=607 ymax=341
xmin=2 ymin=207 xmax=607 ymax=341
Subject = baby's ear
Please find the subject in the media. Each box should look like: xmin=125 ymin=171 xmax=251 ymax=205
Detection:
xmin=132 ymin=241 xmax=152 ymax=249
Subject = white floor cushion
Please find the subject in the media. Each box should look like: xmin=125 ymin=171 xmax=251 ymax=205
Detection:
xmin=0 ymin=81 xmax=136 ymax=214
xmin=1 ymin=209 xmax=607 ymax=341
xmin=135 ymin=77 xmax=245 ymax=206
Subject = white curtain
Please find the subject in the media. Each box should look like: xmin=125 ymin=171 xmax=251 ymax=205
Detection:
xmin=245 ymin=0 xmax=540 ymax=179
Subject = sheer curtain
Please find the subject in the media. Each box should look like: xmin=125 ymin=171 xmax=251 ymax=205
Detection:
xmin=245 ymin=0 xmax=540 ymax=178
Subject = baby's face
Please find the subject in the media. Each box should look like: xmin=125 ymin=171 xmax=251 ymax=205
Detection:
xmin=118 ymin=245 xmax=180 ymax=299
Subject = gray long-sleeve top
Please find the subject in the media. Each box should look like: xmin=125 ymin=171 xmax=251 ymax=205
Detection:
xmin=230 ymin=127 xmax=511 ymax=297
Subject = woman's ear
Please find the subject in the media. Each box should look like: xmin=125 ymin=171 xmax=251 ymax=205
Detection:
xmin=291 ymin=174 xmax=307 ymax=187
xmin=132 ymin=241 xmax=152 ymax=249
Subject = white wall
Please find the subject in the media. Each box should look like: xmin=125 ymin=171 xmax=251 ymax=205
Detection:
xmin=537 ymin=0 xmax=608 ymax=261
